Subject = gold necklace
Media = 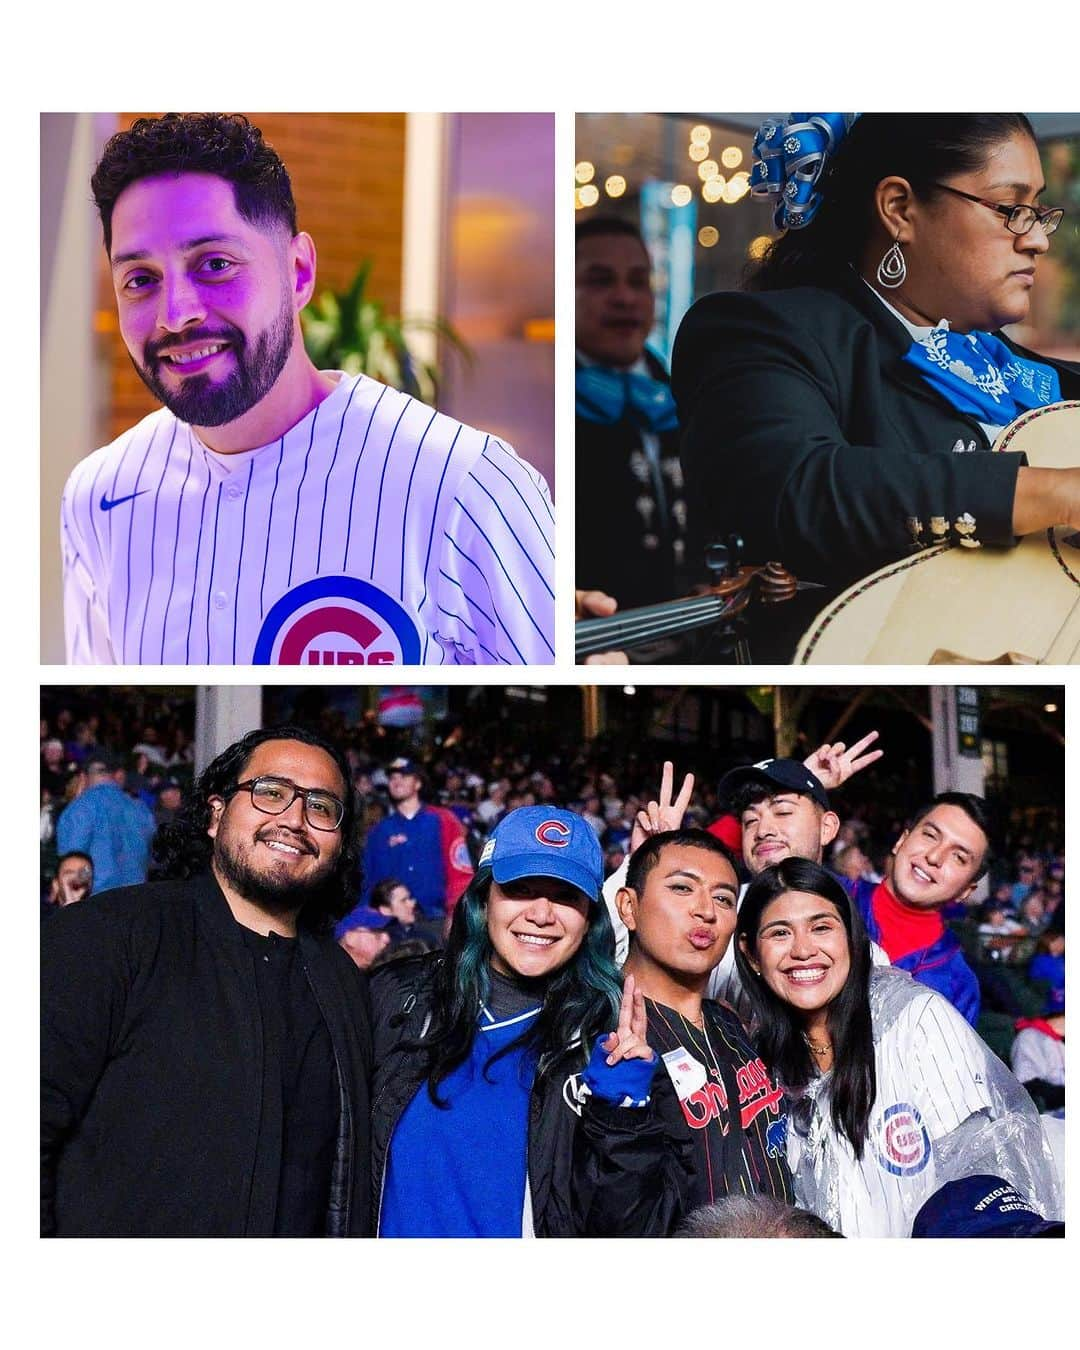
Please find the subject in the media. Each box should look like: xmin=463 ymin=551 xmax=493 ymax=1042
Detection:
xmin=803 ymin=1033 xmax=833 ymax=1057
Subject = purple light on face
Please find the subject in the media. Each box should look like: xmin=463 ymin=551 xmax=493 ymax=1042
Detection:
xmin=131 ymin=296 xmax=295 ymax=426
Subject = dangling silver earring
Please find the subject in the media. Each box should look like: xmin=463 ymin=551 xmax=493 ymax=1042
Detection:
xmin=877 ymin=238 xmax=906 ymax=289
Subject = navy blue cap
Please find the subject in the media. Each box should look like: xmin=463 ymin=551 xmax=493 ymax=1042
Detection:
xmin=386 ymin=757 xmax=420 ymax=775
xmin=333 ymin=905 xmax=392 ymax=940
xmin=478 ymin=806 xmax=603 ymax=902
xmin=718 ymin=758 xmax=830 ymax=810
xmin=912 ymin=1175 xmax=1064 ymax=1238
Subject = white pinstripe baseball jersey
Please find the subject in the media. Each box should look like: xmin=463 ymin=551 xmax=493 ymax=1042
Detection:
xmin=61 ymin=372 xmax=555 ymax=665
xmin=786 ymin=968 xmax=1060 ymax=1236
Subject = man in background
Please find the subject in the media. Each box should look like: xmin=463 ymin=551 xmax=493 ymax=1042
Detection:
xmin=362 ymin=757 xmax=473 ymax=921
xmin=55 ymin=751 xmax=156 ymax=893
xmin=576 ymin=218 xmax=687 ymax=618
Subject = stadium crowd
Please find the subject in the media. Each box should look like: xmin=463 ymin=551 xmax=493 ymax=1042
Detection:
xmin=40 ymin=700 xmax=1065 ymax=1238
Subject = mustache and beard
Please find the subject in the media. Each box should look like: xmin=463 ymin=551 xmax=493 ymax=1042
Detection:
xmin=131 ymin=294 xmax=296 ymax=428
xmin=213 ymin=825 xmax=341 ymax=917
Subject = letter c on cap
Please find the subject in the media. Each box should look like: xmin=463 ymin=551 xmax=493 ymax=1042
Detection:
xmin=535 ymin=820 xmax=571 ymax=847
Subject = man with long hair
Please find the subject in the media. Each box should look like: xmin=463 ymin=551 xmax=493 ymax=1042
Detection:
xmin=41 ymin=725 xmax=373 ymax=1236
xmin=61 ymin=113 xmax=554 ymax=666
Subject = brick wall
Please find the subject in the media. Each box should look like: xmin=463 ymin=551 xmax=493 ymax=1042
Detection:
xmin=100 ymin=113 xmax=407 ymax=444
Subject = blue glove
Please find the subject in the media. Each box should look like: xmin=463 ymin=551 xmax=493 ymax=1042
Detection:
xmin=581 ymin=1033 xmax=659 ymax=1108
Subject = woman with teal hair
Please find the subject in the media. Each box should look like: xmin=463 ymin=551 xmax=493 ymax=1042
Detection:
xmin=368 ymin=805 xmax=690 ymax=1236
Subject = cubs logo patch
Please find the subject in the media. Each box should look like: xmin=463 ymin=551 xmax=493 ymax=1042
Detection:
xmin=875 ymin=1102 xmax=931 ymax=1177
xmin=253 ymin=576 xmax=423 ymax=665
xmin=450 ymin=838 xmax=471 ymax=871
xmin=535 ymin=819 xmax=571 ymax=847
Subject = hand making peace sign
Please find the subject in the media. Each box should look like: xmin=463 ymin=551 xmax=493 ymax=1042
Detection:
xmin=803 ymin=729 xmax=883 ymax=792
xmin=600 ymin=973 xmax=655 ymax=1066
xmin=629 ymin=760 xmax=695 ymax=853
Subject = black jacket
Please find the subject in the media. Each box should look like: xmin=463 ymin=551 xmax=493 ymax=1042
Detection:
xmin=671 ymin=271 xmax=1080 ymax=657
xmin=576 ymin=350 xmax=688 ymax=607
xmin=41 ymin=875 xmax=373 ymax=1237
xmin=368 ymin=954 xmax=694 ymax=1236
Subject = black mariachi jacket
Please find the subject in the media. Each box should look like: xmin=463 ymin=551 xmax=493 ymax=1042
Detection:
xmin=575 ymin=350 xmax=688 ymax=608
xmin=40 ymin=874 xmax=373 ymax=1237
xmin=671 ymin=270 xmax=1080 ymax=654
xmin=368 ymin=953 xmax=694 ymax=1236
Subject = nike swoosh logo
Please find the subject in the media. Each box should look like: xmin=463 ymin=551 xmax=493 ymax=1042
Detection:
xmin=99 ymin=490 xmax=148 ymax=511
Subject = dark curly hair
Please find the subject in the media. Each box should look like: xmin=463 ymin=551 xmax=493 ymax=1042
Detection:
xmin=152 ymin=724 xmax=359 ymax=933
xmin=91 ymin=113 xmax=298 ymax=255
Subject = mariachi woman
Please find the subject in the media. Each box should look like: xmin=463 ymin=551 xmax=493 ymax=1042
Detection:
xmin=672 ymin=114 xmax=1080 ymax=659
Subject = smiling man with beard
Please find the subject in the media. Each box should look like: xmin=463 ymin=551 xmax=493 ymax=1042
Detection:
xmin=41 ymin=726 xmax=373 ymax=1237
xmin=60 ymin=113 xmax=554 ymax=666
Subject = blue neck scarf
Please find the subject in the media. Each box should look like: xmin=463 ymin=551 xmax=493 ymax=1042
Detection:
xmin=576 ymin=364 xmax=679 ymax=433
xmin=902 ymin=322 xmax=1061 ymax=425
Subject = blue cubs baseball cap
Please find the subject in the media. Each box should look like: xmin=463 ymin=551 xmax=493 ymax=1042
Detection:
xmin=478 ymin=806 xmax=603 ymax=903
xmin=718 ymin=758 xmax=830 ymax=809
xmin=912 ymin=1175 xmax=1064 ymax=1238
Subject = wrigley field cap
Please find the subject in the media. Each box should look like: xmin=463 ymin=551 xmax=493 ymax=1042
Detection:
xmin=912 ymin=1175 xmax=1064 ymax=1238
xmin=718 ymin=758 xmax=830 ymax=810
xmin=478 ymin=806 xmax=603 ymax=902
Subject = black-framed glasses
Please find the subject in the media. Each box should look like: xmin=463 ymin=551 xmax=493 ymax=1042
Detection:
xmin=932 ymin=182 xmax=1064 ymax=237
xmin=223 ymin=775 xmax=345 ymax=831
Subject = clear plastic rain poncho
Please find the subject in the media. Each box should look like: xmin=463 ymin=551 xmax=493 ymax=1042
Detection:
xmin=784 ymin=967 xmax=1064 ymax=1237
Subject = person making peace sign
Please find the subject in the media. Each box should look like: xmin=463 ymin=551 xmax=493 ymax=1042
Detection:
xmin=367 ymin=805 xmax=692 ymax=1237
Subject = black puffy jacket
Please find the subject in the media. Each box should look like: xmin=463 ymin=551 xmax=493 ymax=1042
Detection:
xmin=369 ymin=953 xmax=694 ymax=1236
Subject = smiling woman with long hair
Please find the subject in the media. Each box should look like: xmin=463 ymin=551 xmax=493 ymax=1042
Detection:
xmin=368 ymin=806 xmax=690 ymax=1237
xmin=733 ymin=857 xmax=1062 ymax=1237
xmin=672 ymin=113 xmax=1080 ymax=660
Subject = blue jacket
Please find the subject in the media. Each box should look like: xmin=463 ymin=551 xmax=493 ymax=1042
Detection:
xmin=848 ymin=878 xmax=980 ymax=1027
xmin=56 ymin=783 xmax=156 ymax=895
xmin=361 ymin=805 xmax=473 ymax=918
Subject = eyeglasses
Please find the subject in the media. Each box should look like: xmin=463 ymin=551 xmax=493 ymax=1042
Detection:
xmin=932 ymin=183 xmax=1064 ymax=237
xmin=223 ymin=775 xmax=345 ymax=831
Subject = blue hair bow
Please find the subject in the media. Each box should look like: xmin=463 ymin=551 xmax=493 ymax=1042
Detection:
xmin=750 ymin=114 xmax=859 ymax=230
